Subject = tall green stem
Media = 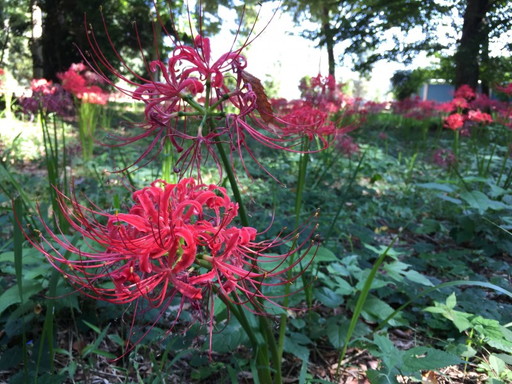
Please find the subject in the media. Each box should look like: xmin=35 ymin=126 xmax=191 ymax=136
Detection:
xmin=213 ymin=135 xmax=281 ymax=384
xmin=161 ymin=139 xmax=175 ymax=183
xmin=278 ymin=136 xmax=311 ymax=363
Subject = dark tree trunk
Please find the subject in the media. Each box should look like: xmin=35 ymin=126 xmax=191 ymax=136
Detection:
xmin=454 ymin=0 xmax=491 ymax=91
xmin=40 ymin=0 xmax=87 ymax=80
xmin=321 ymin=4 xmax=336 ymax=77
xmin=30 ymin=1 xmax=44 ymax=79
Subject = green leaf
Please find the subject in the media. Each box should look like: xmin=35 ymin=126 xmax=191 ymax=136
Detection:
xmin=489 ymin=354 xmax=507 ymax=375
xmin=314 ymin=247 xmax=338 ymax=262
xmin=459 ymin=190 xmax=508 ymax=213
xmin=363 ymin=296 xmax=401 ymax=325
xmin=403 ymin=269 xmax=434 ymax=286
xmin=402 ymin=347 xmax=461 ymax=372
xmin=416 ymin=182 xmax=457 ymax=193
xmin=284 ymin=333 xmax=310 ymax=361
xmin=371 ymin=334 xmax=404 ymax=372
xmin=0 ymin=279 xmax=43 ymax=316
xmin=212 ymin=323 xmax=246 ymax=353
xmin=366 ymin=369 xmax=400 ymax=384
xmin=383 ymin=261 xmax=433 ymax=286
xmin=446 ymin=292 xmax=457 ymax=309
xmin=326 ymin=318 xmax=349 ymax=349
xmin=314 ymin=287 xmax=343 ymax=308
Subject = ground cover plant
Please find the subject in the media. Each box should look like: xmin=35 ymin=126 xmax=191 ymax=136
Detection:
xmin=1 ymin=5 xmax=512 ymax=384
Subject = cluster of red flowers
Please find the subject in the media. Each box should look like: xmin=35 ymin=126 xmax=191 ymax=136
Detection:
xmin=390 ymin=97 xmax=440 ymax=120
xmin=29 ymin=178 xmax=312 ymax=315
xmin=431 ymin=148 xmax=457 ymax=169
xmin=442 ymin=85 xmax=493 ymax=132
xmin=85 ymin=31 xmax=311 ymax=178
xmin=19 ymin=78 xmax=75 ymax=117
xmin=24 ymin=16 xmax=322 ymax=358
xmin=273 ymin=74 xmax=365 ymax=156
xmin=57 ymin=63 xmax=109 ymax=105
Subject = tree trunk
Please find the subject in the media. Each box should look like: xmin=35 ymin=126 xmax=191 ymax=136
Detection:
xmin=454 ymin=0 xmax=491 ymax=91
xmin=30 ymin=1 xmax=44 ymax=79
xmin=321 ymin=4 xmax=335 ymax=77
xmin=40 ymin=0 xmax=86 ymax=80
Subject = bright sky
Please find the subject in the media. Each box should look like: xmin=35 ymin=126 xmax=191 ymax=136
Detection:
xmin=208 ymin=2 xmax=431 ymax=101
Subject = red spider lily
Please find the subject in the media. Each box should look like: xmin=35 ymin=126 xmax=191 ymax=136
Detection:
xmin=496 ymin=82 xmax=512 ymax=96
xmin=26 ymin=178 xmax=315 ymax=327
xmin=82 ymin=11 xmax=322 ymax=180
xmin=444 ymin=113 xmax=465 ymax=130
xmin=467 ymin=110 xmax=493 ymax=124
xmin=280 ymin=102 xmax=335 ymax=139
xmin=432 ymin=148 xmax=457 ymax=169
xmin=335 ymin=134 xmax=360 ymax=157
xmin=57 ymin=64 xmax=109 ymax=105
xmin=454 ymin=84 xmax=476 ymax=101
xmin=19 ymin=78 xmax=75 ymax=117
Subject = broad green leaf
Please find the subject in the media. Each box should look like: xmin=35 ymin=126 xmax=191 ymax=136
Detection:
xmin=489 ymin=354 xmax=507 ymax=375
xmin=211 ymin=323 xmax=246 ymax=353
xmin=284 ymin=333 xmax=310 ymax=361
xmin=366 ymin=369 xmax=400 ymax=384
xmin=331 ymin=276 xmax=354 ymax=296
xmin=326 ymin=318 xmax=349 ymax=349
xmin=0 ymin=280 xmax=43 ymax=316
xmin=314 ymin=246 xmax=338 ymax=262
xmin=363 ymin=296 xmax=402 ymax=325
xmin=402 ymin=347 xmax=461 ymax=372
xmin=459 ymin=190 xmax=508 ymax=213
xmin=446 ymin=292 xmax=457 ymax=309
xmin=314 ymin=287 xmax=343 ymax=308
xmin=416 ymin=182 xmax=457 ymax=193
xmin=371 ymin=334 xmax=404 ymax=373
xmin=437 ymin=194 xmax=462 ymax=204
xmin=403 ymin=269 xmax=434 ymax=286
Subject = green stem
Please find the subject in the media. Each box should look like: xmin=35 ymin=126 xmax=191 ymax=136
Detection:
xmin=295 ymin=138 xmax=310 ymax=227
xmin=335 ymin=234 xmax=400 ymax=379
xmin=13 ymin=198 xmax=28 ymax=381
xmin=325 ymin=151 xmax=366 ymax=243
xmin=161 ymin=139 xmax=175 ymax=183
xmin=214 ymin=139 xmax=250 ymax=226
xmin=213 ymin=134 xmax=281 ymax=384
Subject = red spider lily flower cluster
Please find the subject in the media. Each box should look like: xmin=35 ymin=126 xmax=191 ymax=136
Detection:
xmin=335 ymin=134 xmax=360 ymax=157
xmin=496 ymin=82 xmax=512 ymax=96
xmin=442 ymin=85 xmax=493 ymax=132
xmin=432 ymin=148 xmax=457 ymax=169
xmin=58 ymin=63 xmax=109 ymax=105
xmin=85 ymin=22 xmax=312 ymax=178
xmin=444 ymin=113 xmax=465 ymax=130
xmin=28 ymin=178 xmax=314 ymax=312
xmin=19 ymin=78 xmax=75 ymax=117
xmin=280 ymin=102 xmax=335 ymax=139
xmin=272 ymin=74 xmax=363 ymax=146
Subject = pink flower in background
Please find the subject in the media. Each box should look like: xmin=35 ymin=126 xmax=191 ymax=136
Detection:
xmin=454 ymin=84 xmax=476 ymax=101
xmin=496 ymin=82 xmax=512 ymax=96
xmin=57 ymin=63 xmax=109 ymax=105
xmin=58 ymin=69 xmax=87 ymax=95
xmin=19 ymin=78 xmax=75 ymax=117
xmin=281 ymin=102 xmax=335 ymax=139
xmin=450 ymin=97 xmax=469 ymax=111
xmin=467 ymin=110 xmax=492 ymax=124
xmin=444 ymin=113 xmax=465 ymax=130
xmin=80 ymin=86 xmax=109 ymax=105
xmin=335 ymin=134 xmax=360 ymax=157
xmin=432 ymin=148 xmax=457 ymax=168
